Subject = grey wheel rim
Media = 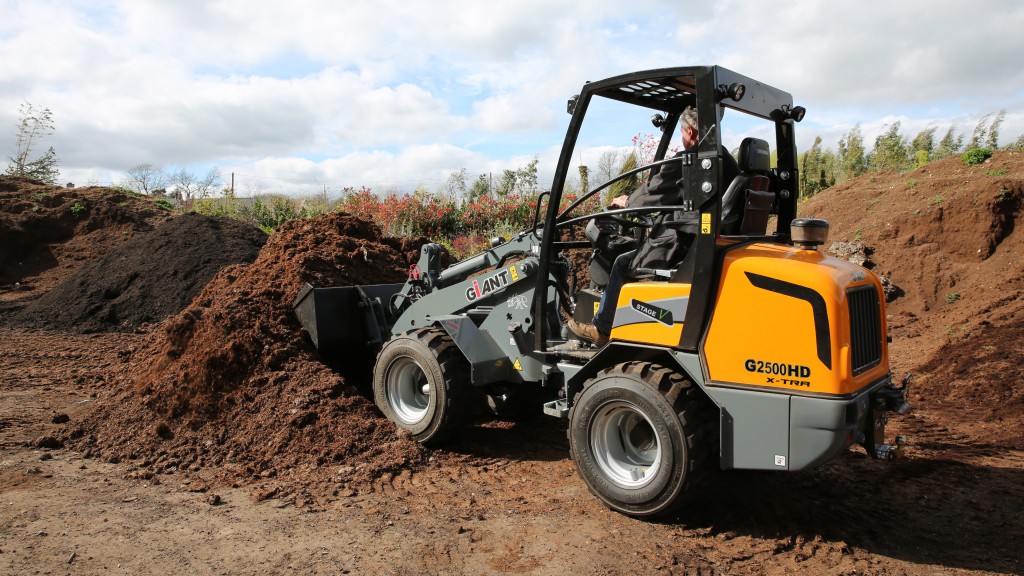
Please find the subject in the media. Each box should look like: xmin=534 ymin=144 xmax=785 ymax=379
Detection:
xmin=590 ymin=400 xmax=662 ymax=489
xmin=386 ymin=356 xmax=431 ymax=425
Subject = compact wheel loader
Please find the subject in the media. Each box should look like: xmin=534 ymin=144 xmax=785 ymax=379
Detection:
xmin=294 ymin=65 xmax=911 ymax=518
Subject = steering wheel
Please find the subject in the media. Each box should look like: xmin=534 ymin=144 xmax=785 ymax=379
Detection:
xmin=600 ymin=206 xmax=655 ymax=230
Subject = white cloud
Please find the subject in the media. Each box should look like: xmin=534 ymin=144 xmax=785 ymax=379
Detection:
xmin=2 ymin=0 xmax=1024 ymax=193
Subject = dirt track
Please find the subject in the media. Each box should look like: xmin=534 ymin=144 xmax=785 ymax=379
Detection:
xmin=2 ymin=155 xmax=1024 ymax=575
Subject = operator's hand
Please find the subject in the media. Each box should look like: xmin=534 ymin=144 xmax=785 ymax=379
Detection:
xmin=609 ymin=195 xmax=628 ymax=208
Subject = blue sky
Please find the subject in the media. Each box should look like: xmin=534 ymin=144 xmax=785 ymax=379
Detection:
xmin=2 ymin=0 xmax=1023 ymax=195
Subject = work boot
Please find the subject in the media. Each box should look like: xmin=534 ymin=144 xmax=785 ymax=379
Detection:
xmin=567 ymin=318 xmax=610 ymax=347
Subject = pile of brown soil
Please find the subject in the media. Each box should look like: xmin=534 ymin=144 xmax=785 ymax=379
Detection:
xmin=0 ymin=177 xmax=172 ymax=297
xmin=801 ymin=150 xmax=1024 ymax=446
xmin=68 ymin=212 xmax=431 ymax=495
xmin=915 ymin=318 xmax=1024 ymax=448
xmin=11 ymin=214 xmax=266 ymax=333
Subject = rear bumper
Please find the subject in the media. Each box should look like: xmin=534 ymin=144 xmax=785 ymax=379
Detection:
xmin=705 ymin=375 xmax=905 ymax=471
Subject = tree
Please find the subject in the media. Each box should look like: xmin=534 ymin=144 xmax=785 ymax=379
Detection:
xmin=495 ymin=157 xmax=539 ymax=197
xmin=799 ymin=136 xmax=825 ymax=198
xmin=595 ymin=150 xmax=621 ymax=186
xmin=171 ymin=166 xmax=222 ymax=209
xmin=444 ymin=167 xmax=468 ymax=198
xmin=606 ymin=151 xmax=639 ymax=203
xmin=467 ymin=174 xmax=491 ymax=202
xmin=1007 ymin=132 xmax=1024 ymax=151
xmin=122 ymin=163 xmax=169 ymax=195
xmin=911 ymin=127 xmax=937 ymax=166
xmin=871 ymin=122 xmax=912 ymax=172
xmin=934 ymin=125 xmax=964 ymax=160
xmin=968 ymin=113 xmax=992 ymax=150
xmin=837 ymin=125 xmax=868 ymax=182
xmin=986 ymin=110 xmax=1006 ymax=150
xmin=819 ymin=149 xmax=838 ymax=190
xmin=496 ymin=169 xmax=518 ymax=196
xmin=5 ymin=102 xmax=59 ymax=184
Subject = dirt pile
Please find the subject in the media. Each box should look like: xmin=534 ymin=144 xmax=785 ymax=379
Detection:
xmin=11 ymin=214 xmax=266 ymax=333
xmin=915 ymin=320 xmax=1024 ymax=448
xmin=801 ymin=150 xmax=1024 ymax=446
xmin=68 ymin=212 xmax=431 ymax=496
xmin=0 ymin=176 xmax=172 ymax=298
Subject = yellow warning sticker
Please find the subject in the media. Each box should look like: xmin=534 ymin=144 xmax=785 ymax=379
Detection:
xmin=701 ymin=212 xmax=712 ymax=234
xmin=509 ymin=266 xmax=520 ymax=282
xmin=513 ymin=358 xmax=523 ymax=371
xmin=593 ymin=302 xmax=600 ymax=316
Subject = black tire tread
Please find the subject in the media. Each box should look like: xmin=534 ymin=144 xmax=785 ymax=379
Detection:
xmin=377 ymin=327 xmax=471 ymax=444
xmin=570 ymin=360 xmax=719 ymax=516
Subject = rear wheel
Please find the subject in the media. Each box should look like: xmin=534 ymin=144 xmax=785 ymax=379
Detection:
xmin=568 ymin=361 xmax=717 ymax=517
xmin=373 ymin=327 xmax=470 ymax=444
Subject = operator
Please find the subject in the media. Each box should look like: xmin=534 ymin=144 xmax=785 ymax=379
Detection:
xmin=568 ymin=105 xmax=739 ymax=346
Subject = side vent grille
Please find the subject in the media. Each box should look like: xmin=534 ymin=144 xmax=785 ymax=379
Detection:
xmin=847 ymin=285 xmax=882 ymax=376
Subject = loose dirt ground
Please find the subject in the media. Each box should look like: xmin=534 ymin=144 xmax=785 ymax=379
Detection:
xmin=2 ymin=153 xmax=1023 ymax=576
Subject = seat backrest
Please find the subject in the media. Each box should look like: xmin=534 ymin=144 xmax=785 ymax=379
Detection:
xmin=720 ymin=137 xmax=772 ymax=235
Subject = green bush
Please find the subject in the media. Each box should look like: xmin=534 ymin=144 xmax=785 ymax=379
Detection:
xmin=69 ymin=202 xmax=86 ymax=218
xmin=153 ymin=198 xmax=175 ymax=211
xmin=962 ymin=147 xmax=992 ymax=166
xmin=110 ymin=185 xmax=143 ymax=199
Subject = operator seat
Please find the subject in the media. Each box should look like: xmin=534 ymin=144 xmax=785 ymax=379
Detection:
xmin=666 ymin=138 xmax=774 ymax=285
xmin=720 ymin=137 xmax=774 ymax=236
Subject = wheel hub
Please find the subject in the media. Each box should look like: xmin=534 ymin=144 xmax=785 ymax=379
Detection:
xmin=386 ymin=357 xmax=431 ymax=425
xmin=590 ymin=400 xmax=662 ymax=489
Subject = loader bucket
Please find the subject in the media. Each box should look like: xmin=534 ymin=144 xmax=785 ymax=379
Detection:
xmin=292 ymin=282 xmax=405 ymax=359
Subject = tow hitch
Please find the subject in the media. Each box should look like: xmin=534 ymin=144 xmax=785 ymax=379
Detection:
xmin=866 ymin=374 xmax=912 ymax=461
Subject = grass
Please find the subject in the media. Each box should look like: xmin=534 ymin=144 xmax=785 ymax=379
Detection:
xmin=154 ymin=198 xmax=175 ymax=211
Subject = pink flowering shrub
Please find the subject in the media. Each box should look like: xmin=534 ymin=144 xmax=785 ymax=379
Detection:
xmin=333 ymin=187 xmax=605 ymax=259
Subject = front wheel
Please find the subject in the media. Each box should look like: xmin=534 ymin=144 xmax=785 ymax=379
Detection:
xmin=373 ymin=327 xmax=469 ymax=444
xmin=568 ymin=361 xmax=717 ymax=517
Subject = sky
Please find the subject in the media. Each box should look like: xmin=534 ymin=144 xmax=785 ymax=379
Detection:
xmin=2 ymin=0 xmax=1024 ymax=196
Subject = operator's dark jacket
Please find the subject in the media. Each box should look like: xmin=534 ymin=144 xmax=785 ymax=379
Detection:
xmin=625 ymin=149 xmax=740 ymax=271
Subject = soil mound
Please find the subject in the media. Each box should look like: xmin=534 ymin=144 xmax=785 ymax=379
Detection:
xmin=69 ymin=212 xmax=429 ymax=495
xmin=0 ymin=176 xmax=172 ymax=305
xmin=11 ymin=214 xmax=266 ymax=333
xmin=915 ymin=315 xmax=1024 ymax=449
xmin=800 ymin=150 xmax=1024 ymax=443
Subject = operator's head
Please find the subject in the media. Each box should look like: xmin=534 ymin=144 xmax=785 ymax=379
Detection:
xmin=680 ymin=105 xmax=699 ymax=149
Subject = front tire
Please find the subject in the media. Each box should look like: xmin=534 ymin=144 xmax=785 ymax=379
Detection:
xmin=568 ymin=361 xmax=717 ymax=517
xmin=373 ymin=327 xmax=469 ymax=444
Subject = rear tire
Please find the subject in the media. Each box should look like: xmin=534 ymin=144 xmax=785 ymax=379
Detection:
xmin=373 ymin=327 xmax=470 ymax=444
xmin=568 ymin=361 xmax=717 ymax=517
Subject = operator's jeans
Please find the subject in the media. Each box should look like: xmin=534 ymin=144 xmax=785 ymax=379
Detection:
xmin=593 ymin=250 xmax=636 ymax=336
